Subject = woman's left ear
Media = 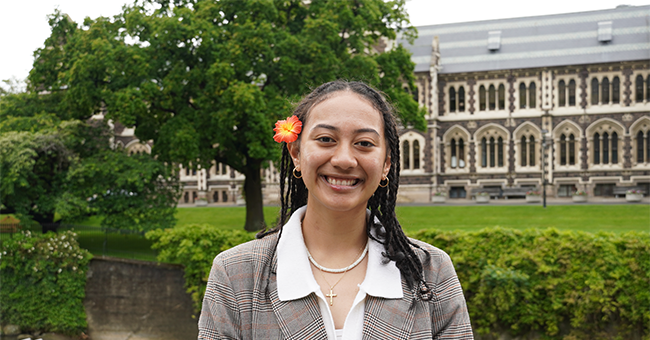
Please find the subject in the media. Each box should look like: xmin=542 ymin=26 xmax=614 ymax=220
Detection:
xmin=382 ymin=155 xmax=391 ymax=179
xmin=287 ymin=142 xmax=301 ymax=170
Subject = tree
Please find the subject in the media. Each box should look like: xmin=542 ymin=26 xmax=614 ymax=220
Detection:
xmin=29 ymin=0 xmax=425 ymax=231
xmin=0 ymin=90 xmax=181 ymax=231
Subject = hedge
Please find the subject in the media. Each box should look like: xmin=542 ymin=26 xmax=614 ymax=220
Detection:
xmin=412 ymin=227 xmax=649 ymax=340
xmin=147 ymin=226 xmax=649 ymax=339
xmin=0 ymin=230 xmax=92 ymax=335
xmin=145 ymin=224 xmax=254 ymax=313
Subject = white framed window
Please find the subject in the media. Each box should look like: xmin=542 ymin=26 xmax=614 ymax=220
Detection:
xmin=586 ymin=119 xmax=624 ymax=168
xmin=400 ymin=132 xmax=425 ymax=173
xmin=553 ymin=121 xmax=582 ymax=170
xmin=443 ymin=126 xmax=471 ymax=173
xmin=474 ymin=124 xmax=509 ymax=172
xmin=630 ymin=117 xmax=650 ymax=167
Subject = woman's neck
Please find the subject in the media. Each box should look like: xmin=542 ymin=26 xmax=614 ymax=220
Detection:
xmin=301 ymin=204 xmax=368 ymax=267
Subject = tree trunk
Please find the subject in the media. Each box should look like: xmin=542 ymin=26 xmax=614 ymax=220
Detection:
xmin=243 ymin=159 xmax=266 ymax=232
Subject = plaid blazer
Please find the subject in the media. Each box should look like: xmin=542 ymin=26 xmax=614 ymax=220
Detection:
xmin=198 ymin=233 xmax=473 ymax=339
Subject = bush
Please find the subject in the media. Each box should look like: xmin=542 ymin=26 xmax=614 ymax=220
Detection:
xmin=410 ymin=227 xmax=650 ymax=340
xmin=0 ymin=230 xmax=92 ymax=335
xmin=146 ymin=224 xmax=254 ymax=313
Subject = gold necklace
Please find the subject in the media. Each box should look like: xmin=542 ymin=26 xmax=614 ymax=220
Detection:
xmin=313 ymin=243 xmax=367 ymax=306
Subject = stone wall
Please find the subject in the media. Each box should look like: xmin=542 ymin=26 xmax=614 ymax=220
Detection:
xmin=84 ymin=257 xmax=197 ymax=340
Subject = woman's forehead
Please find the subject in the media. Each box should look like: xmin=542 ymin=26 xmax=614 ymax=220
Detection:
xmin=306 ymin=92 xmax=384 ymax=130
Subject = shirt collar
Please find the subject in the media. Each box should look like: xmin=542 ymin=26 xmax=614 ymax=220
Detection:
xmin=276 ymin=206 xmax=403 ymax=301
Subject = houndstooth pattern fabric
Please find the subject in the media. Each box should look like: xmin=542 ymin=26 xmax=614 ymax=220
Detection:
xmin=198 ymin=234 xmax=473 ymax=339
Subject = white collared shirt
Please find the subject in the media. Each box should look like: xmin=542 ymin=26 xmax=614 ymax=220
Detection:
xmin=276 ymin=206 xmax=403 ymax=340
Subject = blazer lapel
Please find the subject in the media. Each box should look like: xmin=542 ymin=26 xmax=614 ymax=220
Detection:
xmin=362 ymin=280 xmax=417 ymax=340
xmin=268 ymin=251 xmax=329 ymax=340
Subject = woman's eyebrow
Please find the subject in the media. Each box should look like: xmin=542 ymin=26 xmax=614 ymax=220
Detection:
xmin=312 ymin=124 xmax=379 ymax=136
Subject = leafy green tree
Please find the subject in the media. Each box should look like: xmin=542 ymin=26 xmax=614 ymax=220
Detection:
xmin=29 ymin=0 xmax=424 ymax=231
xmin=0 ymin=90 xmax=180 ymax=230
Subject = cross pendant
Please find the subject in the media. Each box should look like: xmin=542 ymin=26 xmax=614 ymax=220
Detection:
xmin=325 ymin=289 xmax=337 ymax=306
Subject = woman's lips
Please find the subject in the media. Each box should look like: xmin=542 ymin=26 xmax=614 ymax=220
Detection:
xmin=323 ymin=176 xmax=360 ymax=187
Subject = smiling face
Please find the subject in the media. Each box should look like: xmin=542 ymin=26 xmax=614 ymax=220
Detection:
xmin=287 ymin=91 xmax=391 ymax=215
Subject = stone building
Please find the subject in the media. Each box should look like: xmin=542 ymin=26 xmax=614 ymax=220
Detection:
xmin=396 ymin=4 xmax=650 ymax=202
xmin=115 ymin=5 xmax=649 ymax=205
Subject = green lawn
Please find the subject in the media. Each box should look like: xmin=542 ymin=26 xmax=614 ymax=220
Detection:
xmin=170 ymin=204 xmax=649 ymax=234
xmin=5 ymin=205 xmax=648 ymax=263
xmin=395 ymin=205 xmax=650 ymax=234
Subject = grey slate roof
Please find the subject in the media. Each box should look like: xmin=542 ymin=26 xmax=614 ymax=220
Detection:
xmin=400 ymin=5 xmax=650 ymax=74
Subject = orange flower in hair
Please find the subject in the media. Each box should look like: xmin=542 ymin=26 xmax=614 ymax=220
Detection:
xmin=273 ymin=115 xmax=303 ymax=143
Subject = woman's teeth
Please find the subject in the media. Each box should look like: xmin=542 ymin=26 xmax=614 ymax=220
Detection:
xmin=327 ymin=177 xmax=357 ymax=186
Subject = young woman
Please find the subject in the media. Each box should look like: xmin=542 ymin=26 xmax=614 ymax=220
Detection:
xmin=198 ymin=81 xmax=472 ymax=339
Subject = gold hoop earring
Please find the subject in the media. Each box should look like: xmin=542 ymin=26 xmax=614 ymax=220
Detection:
xmin=379 ymin=177 xmax=389 ymax=188
xmin=293 ymin=168 xmax=302 ymax=179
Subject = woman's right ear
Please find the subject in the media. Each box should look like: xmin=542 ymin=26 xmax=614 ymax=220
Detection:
xmin=287 ymin=142 xmax=301 ymax=170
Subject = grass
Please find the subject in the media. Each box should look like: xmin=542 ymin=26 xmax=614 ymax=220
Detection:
xmin=8 ymin=205 xmax=646 ymax=263
xmin=395 ymin=205 xmax=650 ymax=234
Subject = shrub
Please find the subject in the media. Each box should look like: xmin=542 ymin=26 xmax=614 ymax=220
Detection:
xmin=146 ymin=224 xmax=254 ymax=313
xmin=410 ymin=227 xmax=650 ymax=340
xmin=0 ymin=230 xmax=92 ymax=335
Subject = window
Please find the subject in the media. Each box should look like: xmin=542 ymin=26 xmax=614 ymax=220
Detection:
xmin=528 ymin=82 xmax=536 ymax=109
xmin=413 ymin=85 xmax=419 ymax=104
xmin=602 ymin=77 xmax=610 ymax=104
xmin=558 ymin=184 xmax=577 ymax=197
xmin=593 ymin=131 xmax=619 ymax=165
xmin=594 ymin=183 xmax=615 ymax=197
xmin=529 ymin=136 xmax=536 ymax=166
xmin=637 ymin=131 xmax=646 ymax=163
xmin=489 ymin=137 xmax=495 ymax=167
xmin=450 ymin=138 xmax=466 ymax=169
xmin=603 ymin=133 xmax=609 ymax=164
xmin=568 ymin=80 xmax=576 ymax=106
xmin=479 ymin=86 xmax=486 ymax=111
xmin=591 ymin=78 xmax=599 ymax=105
xmin=488 ymin=85 xmax=496 ymax=110
xmin=449 ymin=186 xmax=467 ymax=199
xmin=213 ymin=191 xmax=219 ymax=202
xmin=413 ymin=140 xmax=420 ymax=169
xmin=402 ymin=141 xmax=410 ymax=170
xmin=594 ymin=133 xmax=600 ymax=164
xmin=458 ymin=138 xmax=465 ymax=167
xmin=451 ymin=139 xmax=457 ymax=167
xmin=559 ymin=79 xmax=577 ymax=107
xmin=458 ymin=87 xmax=465 ymax=112
xmin=647 ymin=76 xmax=650 ymax=101
xmin=612 ymin=77 xmax=620 ymax=104
xmin=498 ymin=84 xmax=505 ymax=110
xmin=184 ymin=192 xmax=189 ymax=203
xmin=401 ymin=135 xmax=424 ymax=171
xmin=519 ymin=83 xmax=527 ymax=109
xmin=448 ymin=85 xmax=466 ymax=113
xmin=481 ymin=135 xmax=505 ymax=168
xmin=449 ymin=87 xmax=456 ymax=112
xmin=611 ymin=132 xmax=618 ymax=164
xmin=569 ymin=134 xmax=575 ymax=165
xmin=636 ymin=75 xmax=644 ymax=102
xmin=521 ymin=136 xmax=528 ymax=166
xmin=222 ymin=191 xmax=228 ymax=202
xmin=498 ymin=137 xmax=504 ymax=167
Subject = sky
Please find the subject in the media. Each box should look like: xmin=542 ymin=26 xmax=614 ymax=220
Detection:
xmin=1 ymin=0 xmax=648 ymax=91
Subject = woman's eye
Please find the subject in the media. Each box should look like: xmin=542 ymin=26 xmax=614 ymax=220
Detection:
xmin=357 ymin=141 xmax=375 ymax=147
xmin=317 ymin=137 xmax=334 ymax=143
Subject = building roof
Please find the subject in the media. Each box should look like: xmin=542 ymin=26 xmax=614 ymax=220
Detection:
xmin=401 ymin=5 xmax=650 ymax=74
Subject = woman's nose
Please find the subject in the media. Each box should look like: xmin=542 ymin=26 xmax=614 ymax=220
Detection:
xmin=331 ymin=145 xmax=357 ymax=169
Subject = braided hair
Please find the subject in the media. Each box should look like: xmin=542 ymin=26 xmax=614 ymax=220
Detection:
xmin=258 ymin=80 xmax=432 ymax=301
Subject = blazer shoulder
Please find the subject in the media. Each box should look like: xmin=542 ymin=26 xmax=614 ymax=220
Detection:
xmin=408 ymin=237 xmax=452 ymax=263
xmin=213 ymin=232 xmax=279 ymax=271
